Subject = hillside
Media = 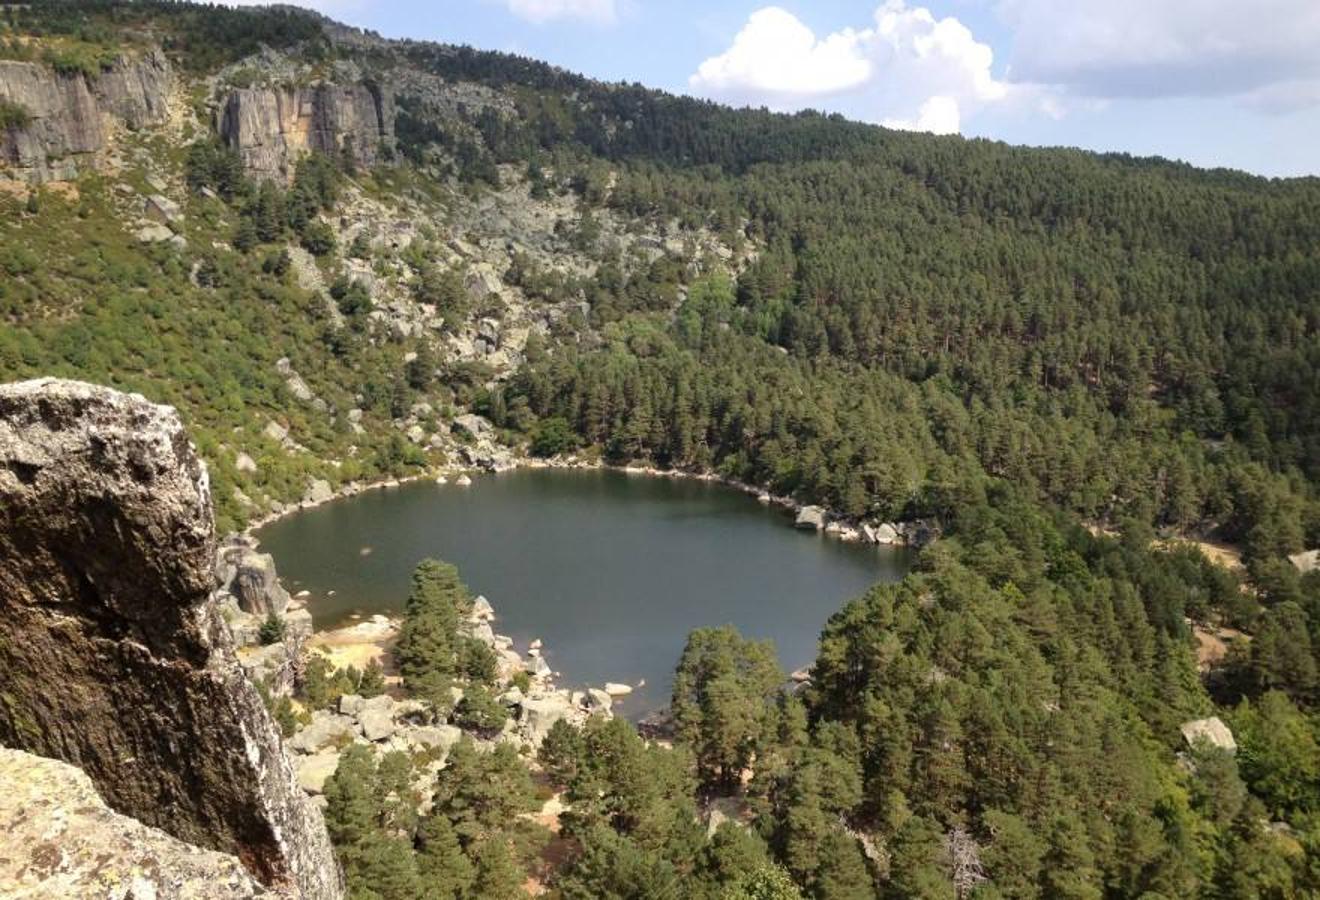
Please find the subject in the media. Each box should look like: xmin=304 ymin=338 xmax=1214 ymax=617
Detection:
xmin=1 ymin=2 xmax=1319 ymax=898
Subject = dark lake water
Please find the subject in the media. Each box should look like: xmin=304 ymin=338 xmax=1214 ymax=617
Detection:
xmin=255 ymin=468 xmax=913 ymax=713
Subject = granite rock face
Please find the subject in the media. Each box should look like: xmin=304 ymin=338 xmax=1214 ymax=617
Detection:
xmin=0 ymin=378 xmax=343 ymax=899
xmin=0 ymin=50 xmax=172 ymax=181
xmin=218 ymin=81 xmax=394 ymax=179
xmin=0 ymin=747 xmax=273 ymax=899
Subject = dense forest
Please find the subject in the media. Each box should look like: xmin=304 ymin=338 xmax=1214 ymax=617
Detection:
xmin=2 ymin=2 xmax=1320 ymax=898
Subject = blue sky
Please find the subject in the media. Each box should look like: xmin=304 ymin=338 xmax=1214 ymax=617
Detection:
xmin=242 ymin=1 xmax=1320 ymax=178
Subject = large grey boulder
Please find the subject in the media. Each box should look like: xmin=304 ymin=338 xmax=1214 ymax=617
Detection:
xmin=304 ymin=478 xmax=334 ymax=505
xmin=1181 ymin=717 xmax=1237 ymax=753
xmin=289 ymin=711 xmax=359 ymax=754
xmin=873 ymin=523 xmax=900 ymax=544
xmin=795 ymin=506 xmax=826 ymax=530
xmin=452 ymin=413 xmax=494 ymax=440
xmin=583 ymin=688 xmax=613 ymax=714
xmin=519 ymin=694 xmax=576 ymax=746
xmin=528 ymin=654 xmax=552 ymax=679
xmin=1290 ymin=549 xmax=1319 ymax=574
xmin=237 ymin=640 xmax=301 ymax=696
xmin=145 ymin=193 xmax=182 ymax=223
xmin=217 ymin=539 xmax=291 ymax=618
xmin=356 ymin=695 xmax=399 ymax=742
xmin=405 ymin=724 xmax=462 ymax=756
xmin=468 ymin=619 xmax=496 ymax=646
xmin=0 ymin=379 xmax=343 ymax=898
xmin=358 ymin=707 xmax=398 ymax=742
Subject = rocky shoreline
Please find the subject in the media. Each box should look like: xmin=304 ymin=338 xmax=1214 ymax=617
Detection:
xmin=242 ymin=439 xmax=935 ymax=550
xmin=216 ymin=525 xmax=636 ymax=802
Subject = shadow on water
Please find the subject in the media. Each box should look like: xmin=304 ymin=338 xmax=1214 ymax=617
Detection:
xmin=255 ymin=468 xmax=914 ymax=715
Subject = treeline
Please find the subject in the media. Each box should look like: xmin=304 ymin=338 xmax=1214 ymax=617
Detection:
xmin=495 ymin=278 xmax=1316 ymax=573
xmin=7 ymin=0 xmax=326 ymax=71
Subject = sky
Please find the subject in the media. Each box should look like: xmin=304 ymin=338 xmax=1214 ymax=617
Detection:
xmin=231 ymin=0 xmax=1320 ymax=178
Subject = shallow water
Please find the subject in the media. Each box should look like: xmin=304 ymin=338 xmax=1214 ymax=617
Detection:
xmin=255 ymin=468 xmax=912 ymax=714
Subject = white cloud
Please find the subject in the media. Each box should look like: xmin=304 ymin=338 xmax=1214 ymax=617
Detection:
xmin=505 ymin=0 xmax=617 ymax=25
xmin=999 ymin=0 xmax=1320 ymax=109
xmin=689 ymin=2 xmax=1020 ymax=135
xmin=689 ymin=7 xmax=871 ymax=98
xmin=882 ymin=95 xmax=961 ymax=134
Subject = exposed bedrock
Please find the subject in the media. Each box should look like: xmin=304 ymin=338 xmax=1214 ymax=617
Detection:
xmin=0 ymin=49 xmax=173 ymax=181
xmin=0 ymin=378 xmax=343 ymax=899
xmin=219 ymin=81 xmax=394 ymax=179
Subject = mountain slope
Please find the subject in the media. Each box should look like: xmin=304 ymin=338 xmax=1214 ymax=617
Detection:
xmin=1 ymin=2 xmax=1319 ymax=898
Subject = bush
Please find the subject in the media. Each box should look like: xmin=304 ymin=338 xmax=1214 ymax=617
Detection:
xmin=0 ymin=99 xmax=32 ymax=130
xmin=258 ymin=612 xmax=287 ymax=645
xmin=299 ymin=219 xmax=336 ymax=256
xmin=452 ymin=683 xmax=507 ymax=735
xmin=358 ymin=658 xmax=386 ymax=698
xmin=530 ymin=416 xmax=576 ymax=457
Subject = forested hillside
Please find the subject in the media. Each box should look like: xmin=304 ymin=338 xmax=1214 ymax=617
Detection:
xmin=1 ymin=2 xmax=1319 ymax=898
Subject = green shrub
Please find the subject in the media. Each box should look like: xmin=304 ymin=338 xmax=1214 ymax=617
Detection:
xmin=0 ymin=99 xmax=31 ymax=130
xmin=258 ymin=611 xmax=287 ymax=645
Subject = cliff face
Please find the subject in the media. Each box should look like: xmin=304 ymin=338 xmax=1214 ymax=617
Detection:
xmin=0 ymin=49 xmax=173 ymax=181
xmin=219 ymin=81 xmax=394 ymax=179
xmin=0 ymin=747 xmax=273 ymax=899
xmin=0 ymin=379 xmax=343 ymax=899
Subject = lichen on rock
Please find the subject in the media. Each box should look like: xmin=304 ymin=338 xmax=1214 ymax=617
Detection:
xmin=0 ymin=747 xmax=274 ymax=899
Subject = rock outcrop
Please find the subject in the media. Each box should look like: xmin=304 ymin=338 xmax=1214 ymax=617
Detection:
xmin=0 ymin=379 xmax=343 ymax=899
xmin=218 ymin=537 xmax=293 ymax=618
xmin=0 ymin=747 xmax=272 ymax=899
xmin=218 ymin=82 xmax=394 ymax=180
xmin=1180 ymin=716 xmax=1237 ymax=753
xmin=0 ymin=50 xmax=173 ymax=181
xmin=795 ymin=505 xmax=826 ymax=530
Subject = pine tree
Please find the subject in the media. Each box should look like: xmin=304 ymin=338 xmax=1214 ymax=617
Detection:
xmin=469 ymin=837 xmax=525 ymax=900
xmin=416 ymin=814 xmax=475 ymax=899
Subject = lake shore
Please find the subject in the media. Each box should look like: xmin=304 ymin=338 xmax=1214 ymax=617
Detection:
xmin=243 ymin=451 xmax=928 ymax=550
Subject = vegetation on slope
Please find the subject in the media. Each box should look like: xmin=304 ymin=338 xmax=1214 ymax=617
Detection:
xmin=1 ymin=3 xmax=1319 ymax=897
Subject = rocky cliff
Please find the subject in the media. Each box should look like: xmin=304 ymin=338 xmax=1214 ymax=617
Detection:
xmin=0 ymin=747 xmax=273 ymax=899
xmin=218 ymin=81 xmax=394 ymax=179
xmin=0 ymin=50 xmax=173 ymax=181
xmin=0 ymin=379 xmax=343 ymax=899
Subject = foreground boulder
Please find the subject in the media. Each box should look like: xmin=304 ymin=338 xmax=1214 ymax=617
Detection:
xmin=0 ymin=379 xmax=343 ymax=899
xmin=0 ymin=747 xmax=270 ymax=898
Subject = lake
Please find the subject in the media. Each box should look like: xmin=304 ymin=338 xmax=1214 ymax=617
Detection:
xmin=255 ymin=468 xmax=913 ymax=714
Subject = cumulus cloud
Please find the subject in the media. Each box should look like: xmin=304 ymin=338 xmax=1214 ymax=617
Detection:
xmin=690 ymin=7 xmax=871 ymax=98
xmin=689 ymin=1 xmax=1017 ymax=135
xmin=504 ymin=0 xmax=617 ymax=25
xmin=1000 ymin=0 xmax=1320 ymax=109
